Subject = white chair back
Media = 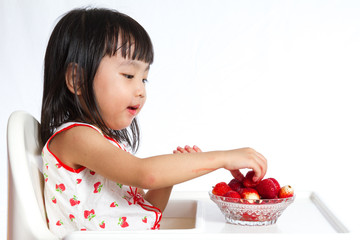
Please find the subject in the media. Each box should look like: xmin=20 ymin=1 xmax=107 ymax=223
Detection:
xmin=7 ymin=111 xmax=57 ymax=240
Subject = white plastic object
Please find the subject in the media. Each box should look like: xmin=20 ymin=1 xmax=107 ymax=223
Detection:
xmin=6 ymin=111 xmax=204 ymax=240
xmin=7 ymin=111 xmax=57 ymax=240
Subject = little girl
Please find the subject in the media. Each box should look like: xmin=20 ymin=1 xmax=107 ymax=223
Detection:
xmin=41 ymin=7 xmax=267 ymax=238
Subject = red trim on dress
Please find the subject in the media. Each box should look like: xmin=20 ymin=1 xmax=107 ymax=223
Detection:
xmin=46 ymin=123 xmax=103 ymax=173
xmin=104 ymin=136 xmax=128 ymax=152
xmin=127 ymin=186 xmax=162 ymax=230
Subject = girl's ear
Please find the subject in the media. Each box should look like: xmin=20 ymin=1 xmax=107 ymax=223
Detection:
xmin=65 ymin=63 xmax=82 ymax=95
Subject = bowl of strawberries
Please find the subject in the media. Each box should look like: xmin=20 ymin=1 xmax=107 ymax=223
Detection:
xmin=209 ymin=171 xmax=295 ymax=226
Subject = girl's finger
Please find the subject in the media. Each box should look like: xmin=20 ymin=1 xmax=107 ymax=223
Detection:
xmin=254 ymin=152 xmax=267 ymax=180
xmin=254 ymin=151 xmax=267 ymax=168
xmin=193 ymin=145 xmax=202 ymax=152
xmin=251 ymin=163 xmax=263 ymax=182
xmin=185 ymin=145 xmax=195 ymax=153
xmin=177 ymin=146 xmax=186 ymax=153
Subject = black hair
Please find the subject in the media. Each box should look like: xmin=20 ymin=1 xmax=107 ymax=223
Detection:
xmin=40 ymin=7 xmax=153 ymax=152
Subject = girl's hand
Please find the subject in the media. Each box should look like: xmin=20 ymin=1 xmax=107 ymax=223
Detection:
xmin=145 ymin=145 xmax=202 ymax=211
xmin=224 ymin=148 xmax=267 ymax=182
xmin=173 ymin=145 xmax=202 ymax=154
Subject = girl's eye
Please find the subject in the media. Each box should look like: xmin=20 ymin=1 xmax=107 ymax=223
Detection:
xmin=142 ymin=79 xmax=148 ymax=84
xmin=123 ymin=74 xmax=134 ymax=79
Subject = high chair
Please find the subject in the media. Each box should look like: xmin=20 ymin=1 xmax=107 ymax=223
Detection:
xmin=7 ymin=111 xmax=57 ymax=239
xmin=7 ymin=111 xmax=203 ymax=240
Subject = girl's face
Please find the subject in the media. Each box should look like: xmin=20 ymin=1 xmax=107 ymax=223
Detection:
xmin=93 ymin=51 xmax=149 ymax=131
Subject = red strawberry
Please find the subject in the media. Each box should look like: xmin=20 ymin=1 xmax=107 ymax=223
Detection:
xmin=142 ymin=216 xmax=147 ymax=223
xmin=110 ymin=201 xmax=118 ymax=208
xmin=278 ymin=185 xmax=294 ymax=198
xmin=223 ymin=190 xmax=241 ymax=202
xmin=55 ymin=183 xmax=66 ymax=193
xmin=84 ymin=209 xmax=96 ymax=221
xmin=69 ymin=214 xmax=75 ymax=221
xmin=239 ymin=188 xmax=260 ymax=200
xmin=212 ymin=182 xmax=232 ymax=196
xmin=56 ymin=163 xmax=62 ymax=168
xmin=70 ymin=195 xmax=80 ymax=206
xmin=242 ymin=212 xmax=259 ymax=221
xmin=256 ymin=178 xmax=279 ymax=199
xmin=90 ymin=170 xmax=95 ymax=175
xmin=93 ymin=182 xmax=103 ymax=193
xmin=242 ymin=171 xmax=259 ymax=188
xmin=52 ymin=196 xmax=57 ymax=204
xmin=268 ymin=178 xmax=280 ymax=193
xmin=228 ymin=178 xmax=243 ymax=192
xmin=56 ymin=220 xmax=63 ymax=226
xmin=44 ymin=173 xmax=48 ymax=182
xmin=118 ymin=217 xmax=129 ymax=228
xmin=99 ymin=221 xmax=105 ymax=229
xmin=76 ymin=179 xmax=82 ymax=184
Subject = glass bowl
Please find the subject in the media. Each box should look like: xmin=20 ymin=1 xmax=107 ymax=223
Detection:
xmin=209 ymin=191 xmax=295 ymax=226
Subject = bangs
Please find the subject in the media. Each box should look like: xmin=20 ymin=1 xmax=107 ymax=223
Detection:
xmin=103 ymin=13 xmax=154 ymax=64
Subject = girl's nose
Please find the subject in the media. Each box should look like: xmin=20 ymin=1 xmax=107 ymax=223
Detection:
xmin=135 ymin=80 xmax=146 ymax=98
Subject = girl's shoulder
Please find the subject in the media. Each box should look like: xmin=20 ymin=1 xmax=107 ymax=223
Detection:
xmin=54 ymin=122 xmax=104 ymax=136
xmin=47 ymin=122 xmax=109 ymax=170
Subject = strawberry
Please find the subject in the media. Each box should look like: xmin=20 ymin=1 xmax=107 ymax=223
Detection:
xmin=44 ymin=173 xmax=48 ymax=182
xmin=69 ymin=214 xmax=75 ymax=222
xmin=110 ymin=201 xmax=118 ymax=208
xmin=241 ymin=212 xmax=259 ymax=221
xmin=55 ymin=183 xmax=66 ymax=193
xmin=93 ymin=182 xmax=103 ymax=193
xmin=212 ymin=182 xmax=232 ymax=196
xmin=70 ymin=195 xmax=80 ymax=206
xmin=268 ymin=178 xmax=280 ymax=193
xmin=278 ymin=185 xmax=294 ymax=198
xmin=239 ymin=188 xmax=260 ymax=200
xmin=256 ymin=178 xmax=279 ymax=199
xmin=56 ymin=220 xmax=63 ymax=226
xmin=118 ymin=217 xmax=129 ymax=228
xmin=242 ymin=171 xmax=259 ymax=188
xmin=90 ymin=170 xmax=96 ymax=175
xmin=228 ymin=178 xmax=243 ymax=192
xmin=84 ymin=209 xmax=96 ymax=221
xmin=223 ymin=190 xmax=241 ymax=202
xmin=52 ymin=196 xmax=56 ymax=204
xmin=99 ymin=221 xmax=105 ymax=229
xmin=142 ymin=216 xmax=147 ymax=223
xmin=76 ymin=179 xmax=82 ymax=184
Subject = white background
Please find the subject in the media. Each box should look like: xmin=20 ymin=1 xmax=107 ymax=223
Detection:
xmin=1 ymin=0 xmax=360 ymax=237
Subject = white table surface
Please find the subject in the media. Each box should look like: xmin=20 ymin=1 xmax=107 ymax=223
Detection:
xmin=65 ymin=191 xmax=359 ymax=240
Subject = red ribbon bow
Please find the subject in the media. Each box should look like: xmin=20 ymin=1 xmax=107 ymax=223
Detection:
xmin=127 ymin=186 xmax=162 ymax=230
xmin=127 ymin=187 xmax=145 ymax=205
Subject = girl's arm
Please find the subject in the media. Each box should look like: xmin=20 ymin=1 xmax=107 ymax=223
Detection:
xmin=49 ymin=126 xmax=267 ymax=191
xmin=142 ymin=145 xmax=201 ymax=211
xmin=143 ymin=186 xmax=173 ymax=212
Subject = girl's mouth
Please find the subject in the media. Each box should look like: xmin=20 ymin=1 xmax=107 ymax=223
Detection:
xmin=127 ymin=105 xmax=140 ymax=115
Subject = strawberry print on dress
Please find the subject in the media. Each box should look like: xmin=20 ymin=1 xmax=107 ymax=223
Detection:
xmin=99 ymin=221 xmax=105 ymax=229
xmin=42 ymin=122 xmax=162 ymax=239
